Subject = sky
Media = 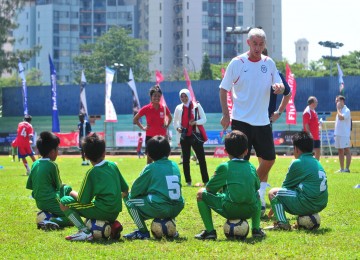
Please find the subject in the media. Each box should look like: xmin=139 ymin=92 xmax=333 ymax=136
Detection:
xmin=282 ymin=0 xmax=359 ymax=64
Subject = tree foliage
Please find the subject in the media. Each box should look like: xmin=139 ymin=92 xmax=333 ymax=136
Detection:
xmin=200 ymin=53 xmax=213 ymax=80
xmin=73 ymin=27 xmax=153 ymax=83
xmin=0 ymin=0 xmax=41 ymax=74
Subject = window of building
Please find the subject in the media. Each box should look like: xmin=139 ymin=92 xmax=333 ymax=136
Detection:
xmin=160 ymin=44 xmax=162 ymax=51
xmin=237 ymin=16 xmax=243 ymax=26
xmin=26 ymin=12 xmax=29 ymax=19
xmin=187 ymin=2 xmax=189 ymax=9
xmin=159 ymin=57 xmax=162 ymax=65
xmin=160 ymin=30 xmax=162 ymax=37
xmin=187 ymin=16 xmax=189 ymax=23
xmin=160 ymin=16 xmax=162 ymax=24
xmin=26 ymin=25 xmax=28 ymax=32
xmin=108 ymin=0 xmax=116 ymax=6
xmin=160 ymin=2 xmax=162 ymax=10
xmin=237 ymin=2 xmax=243 ymax=13
xmin=38 ymin=37 xmax=40 ymax=44
xmin=303 ymin=46 xmax=306 ymax=50
xmin=202 ymin=15 xmax=208 ymax=26
xmin=202 ymin=2 xmax=208 ymax=12
xmin=38 ymin=24 xmax=40 ymax=31
xmin=202 ymin=29 xmax=208 ymax=39
xmin=187 ymin=42 xmax=189 ymax=51
xmin=187 ymin=29 xmax=189 ymax=37
xmin=38 ymin=11 xmax=40 ymax=18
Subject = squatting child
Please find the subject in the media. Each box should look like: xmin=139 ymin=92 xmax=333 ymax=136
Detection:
xmin=267 ymin=131 xmax=328 ymax=230
xmin=123 ymin=135 xmax=185 ymax=239
xmin=194 ymin=130 xmax=265 ymax=240
xmin=60 ymin=133 xmax=129 ymax=241
xmin=26 ymin=131 xmax=73 ymax=230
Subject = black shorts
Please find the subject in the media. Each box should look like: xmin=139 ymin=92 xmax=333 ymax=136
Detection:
xmin=231 ymin=120 xmax=276 ymax=161
xmin=313 ymin=140 xmax=320 ymax=149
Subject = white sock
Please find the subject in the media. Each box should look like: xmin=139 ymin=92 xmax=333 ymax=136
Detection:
xmin=259 ymin=182 xmax=268 ymax=203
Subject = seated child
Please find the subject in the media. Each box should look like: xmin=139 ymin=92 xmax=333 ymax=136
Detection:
xmin=194 ymin=130 xmax=265 ymax=240
xmin=267 ymin=131 xmax=328 ymax=230
xmin=60 ymin=133 xmax=129 ymax=241
xmin=123 ymin=135 xmax=185 ymax=239
xmin=26 ymin=131 xmax=73 ymax=230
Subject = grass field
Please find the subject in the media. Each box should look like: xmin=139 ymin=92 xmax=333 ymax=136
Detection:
xmin=0 ymin=154 xmax=359 ymax=259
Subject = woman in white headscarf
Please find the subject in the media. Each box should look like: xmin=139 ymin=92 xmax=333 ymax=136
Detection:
xmin=173 ymin=89 xmax=209 ymax=186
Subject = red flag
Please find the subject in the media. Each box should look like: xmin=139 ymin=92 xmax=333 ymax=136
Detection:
xmin=155 ymin=70 xmax=164 ymax=84
xmin=221 ymin=67 xmax=225 ymax=78
xmin=183 ymin=67 xmax=197 ymax=103
xmin=285 ymin=63 xmax=297 ymax=125
xmin=155 ymin=70 xmax=168 ymax=125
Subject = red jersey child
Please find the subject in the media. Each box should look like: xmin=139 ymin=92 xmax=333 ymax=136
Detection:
xmin=137 ymin=133 xmax=145 ymax=158
xmin=14 ymin=115 xmax=36 ymax=175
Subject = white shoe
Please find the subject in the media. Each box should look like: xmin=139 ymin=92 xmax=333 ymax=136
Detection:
xmin=81 ymin=161 xmax=87 ymax=166
xmin=65 ymin=230 xmax=93 ymax=241
xmin=38 ymin=220 xmax=60 ymax=231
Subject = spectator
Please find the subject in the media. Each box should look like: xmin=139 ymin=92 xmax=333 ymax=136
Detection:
xmin=78 ymin=113 xmax=92 ymax=166
xmin=303 ymin=96 xmax=321 ymax=160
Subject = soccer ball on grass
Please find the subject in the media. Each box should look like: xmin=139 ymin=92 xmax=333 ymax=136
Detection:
xmin=223 ymin=219 xmax=249 ymax=240
xmin=297 ymin=213 xmax=321 ymax=230
xmin=36 ymin=211 xmax=54 ymax=225
xmin=150 ymin=218 xmax=177 ymax=238
xmin=85 ymin=219 xmax=112 ymax=239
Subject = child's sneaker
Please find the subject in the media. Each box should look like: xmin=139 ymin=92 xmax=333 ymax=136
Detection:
xmin=194 ymin=230 xmax=217 ymax=240
xmin=38 ymin=220 xmax=60 ymax=231
xmin=123 ymin=230 xmax=150 ymax=240
xmin=264 ymin=221 xmax=291 ymax=231
xmin=65 ymin=230 xmax=93 ymax=241
xmin=252 ymin=228 xmax=266 ymax=238
xmin=110 ymin=220 xmax=123 ymax=239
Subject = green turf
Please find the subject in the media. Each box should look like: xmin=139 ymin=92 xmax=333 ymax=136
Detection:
xmin=0 ymin=155 xmax=359 ymax=259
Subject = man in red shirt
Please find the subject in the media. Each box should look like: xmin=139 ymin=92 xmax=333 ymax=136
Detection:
xmin=302 ymin=96 xmax=320 ymax=160
xmin=13 ymin=115 xmax=36 ymax=175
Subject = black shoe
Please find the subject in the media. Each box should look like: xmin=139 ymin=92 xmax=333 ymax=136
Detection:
xmin=194 ymin=230 xmax=217 ymax=240
xmin=252 ymin=228 xmax=266 ymax=238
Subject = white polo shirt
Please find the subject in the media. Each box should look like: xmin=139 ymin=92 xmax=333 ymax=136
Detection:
xmin=219 ymin=53 xmax=282 ymax=126
xmin=334 ymin=105 xmax=351 ymax=137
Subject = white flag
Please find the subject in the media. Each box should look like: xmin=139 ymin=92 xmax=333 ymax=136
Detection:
xmin=127 ymin=68 xmax=141 ymax=115
xmin=105 ymin=67 xmax=117 ymax=122
xmin=79 ymin=70 xmax=89 ymax=119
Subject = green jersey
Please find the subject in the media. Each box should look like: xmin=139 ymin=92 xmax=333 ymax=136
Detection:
xmin=26 ymin=158 xmax=62 ymax=201
xmin=206 ymin=159 xmax=260 ymax=205
xmin=129 ymin=157 xmax=184 ymax=205
xmin=78 ymin=160 xmax=129 ymax=214
xmin=282 ymin=153 xmax=328 ymax=210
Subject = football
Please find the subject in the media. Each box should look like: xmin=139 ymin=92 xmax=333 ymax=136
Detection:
xmin=223 ymin=219 xmax=249 ymax=240
xmin=36 ymin=210 xmax=53 ymax=224
xmin=85 ymin=219 xmax=112 ymax=239
xmin=150 ymin=218 xmax=177 ymax=238
xmin=297 ymin=213 xmax=321 ymax=230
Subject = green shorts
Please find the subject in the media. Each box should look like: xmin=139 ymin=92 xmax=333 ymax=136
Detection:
xmin=60 ymin=196 xmax=119 ymax=222
xmin=202 ymin=190 xmax=259 ymax=220
xmin=276 ymin=188 xmax=324 ymax=215
xmin=125 ymin=196 xmax=184 ymax=220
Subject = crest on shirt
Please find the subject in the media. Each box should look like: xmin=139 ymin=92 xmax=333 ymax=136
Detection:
xmin=261 ymin=65 xmax=267 ymax=73
xmin=160 ymin=112 xmax=164 ymax=118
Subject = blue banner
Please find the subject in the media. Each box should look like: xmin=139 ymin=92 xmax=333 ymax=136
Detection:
xmin=49 ymin=55 xmax=60 ymax=132
xmin=18 ymin=60 xmax=28 ymax=115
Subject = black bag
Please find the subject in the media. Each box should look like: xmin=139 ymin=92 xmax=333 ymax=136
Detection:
xmin=191 ymin=106 xmax=204 ymax=144
xmin=192 ymin=131 xmax=204 ymax=144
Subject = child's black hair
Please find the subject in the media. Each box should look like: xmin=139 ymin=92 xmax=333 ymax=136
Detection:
xmin=147 ymin=135 xmax=170 ymax=161
xmin=36 ymin=131 xmax=60 ymax=157
xmin=292 ymin=131 xmax=313 ymax=153
xmin=149 ymin=85 xmax=162 ymax=97
xmin=24 ymin=114 xmax=32 ymax=123
xmin=82 ymin=133 xmax=105 ymax=162
xmin=224 ymin=130 xmax=248 ymax=158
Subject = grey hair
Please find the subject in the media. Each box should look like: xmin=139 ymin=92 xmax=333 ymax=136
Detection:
xmin=248 ymin=28 xmax=266 ymax=41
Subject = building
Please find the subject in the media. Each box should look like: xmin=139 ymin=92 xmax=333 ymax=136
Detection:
xmin=13 ymin=0 xmax=137 ymax=84
xmin=295 ymin=38 xmax=309 ymax=68
xmin=12 ymin=0 xmax=282 ymax=84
